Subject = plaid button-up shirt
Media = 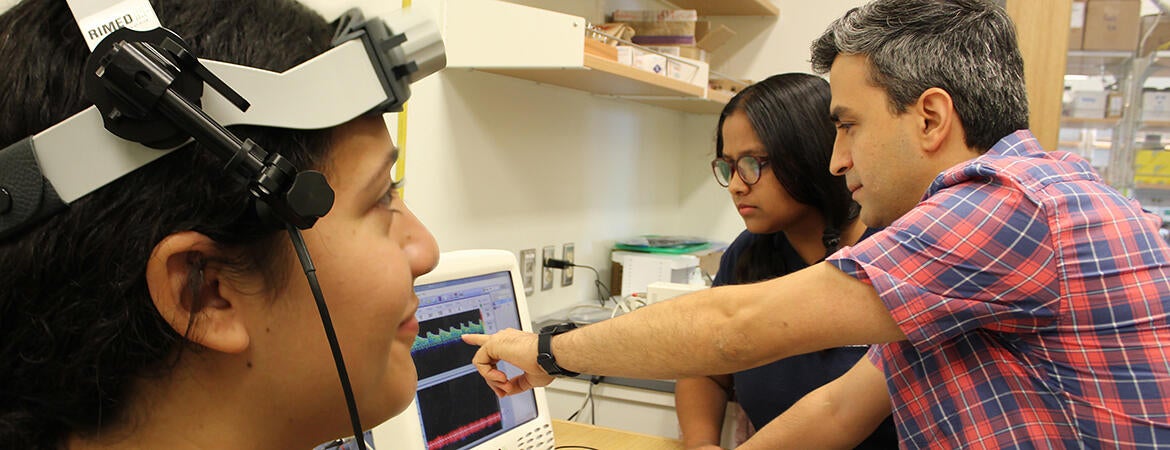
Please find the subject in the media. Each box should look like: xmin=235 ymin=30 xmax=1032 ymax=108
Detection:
xmin=829 ymin=130 xmax=1170 ymax=448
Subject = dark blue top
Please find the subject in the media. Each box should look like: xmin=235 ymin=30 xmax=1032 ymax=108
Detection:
xmin=715 ymin=229 xmax=898 ymax=449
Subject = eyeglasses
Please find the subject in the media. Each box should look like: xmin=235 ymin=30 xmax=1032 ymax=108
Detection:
xmin=711 ymin=155 xmax=771 ymax=187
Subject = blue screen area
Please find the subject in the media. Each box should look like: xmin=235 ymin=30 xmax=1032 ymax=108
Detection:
xmin=410 ymin=271 xmax=538 ymax=450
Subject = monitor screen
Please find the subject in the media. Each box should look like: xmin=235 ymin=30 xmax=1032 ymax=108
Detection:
xmin=371 ymin=250 xmax=554 ymax=450
xmin=412 ymin=271 xmax=538 ymax=450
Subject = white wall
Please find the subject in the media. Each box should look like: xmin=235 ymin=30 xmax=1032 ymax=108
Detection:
xmin=401 ymin=0 xmax=868 ymax=319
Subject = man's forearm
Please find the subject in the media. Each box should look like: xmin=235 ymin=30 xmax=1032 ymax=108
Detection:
xmin=550 ymin=263 xmax=902 ymax=379
xmin=739 ymin=359 xmax=894 ymax=450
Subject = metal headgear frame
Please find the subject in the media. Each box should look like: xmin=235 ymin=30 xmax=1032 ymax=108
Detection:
xmin=0 ymin=6 xmax=445 ymax=238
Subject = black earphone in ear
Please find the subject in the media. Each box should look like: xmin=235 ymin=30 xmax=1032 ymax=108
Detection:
xmin=85 ymin=26 xmax=334 ymax=229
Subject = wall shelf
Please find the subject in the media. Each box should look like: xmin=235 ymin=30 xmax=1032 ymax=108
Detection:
xmin=443 ymin=0 xmax=760 ymax=114
xmin=483 ymin=54 xmax=705 ymax=98
xmin=1062 ymin=117 xmax=1170 ymax=130
xmin=1066 ymin=50 xmax=1133 ymax=77
xmin=622 ymin=89 xmax=733 ymax=114
xmin=1066 ymin=50 xmax=1170 ymax=78
xmin=663 ymin=0 xmax=779 ymax=16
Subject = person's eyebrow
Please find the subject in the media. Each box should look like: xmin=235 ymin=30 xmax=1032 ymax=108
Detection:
xmin=829 ymin=105 xmax=851 ymax=122
xmin=366 ymin=146 xmax=400 ymax=195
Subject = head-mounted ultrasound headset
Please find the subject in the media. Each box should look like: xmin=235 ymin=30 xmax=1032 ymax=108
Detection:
xmin=0 ymin=5 xmax=445 ymax=239
xmin=0 ymin=3 xmax=445 ymax=448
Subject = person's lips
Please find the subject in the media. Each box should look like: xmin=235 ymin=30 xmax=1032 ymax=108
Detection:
xmin=398 ymin=298 xmax=420 ymax=340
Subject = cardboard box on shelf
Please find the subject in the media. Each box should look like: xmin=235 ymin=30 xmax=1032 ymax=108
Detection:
xmin=612 ymin=9 xmax=697 ymax=38
xmin=694 ymin=22 xmax=735 ymax=53
xmin=1082 ymin=0 xmax=1140 ymax=51
xmin=1070 ymin=0 xmax=1086 ymax=50
xmin=709 ymin=77 xmax=752 ymax=94
xmin=1140 ymin=14 xmax=1170 ymax=55
xmin=1071 ymin=90 xmax=1107 ymax=118
xmin=1107 ymin=91 xmax=1125 ymax=118
xmin=584 ymin=38 xmax=618 ymax=62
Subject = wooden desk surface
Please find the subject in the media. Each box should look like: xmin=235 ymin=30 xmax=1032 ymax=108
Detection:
xmin=552 ymin=419 xmax=684 ymax=450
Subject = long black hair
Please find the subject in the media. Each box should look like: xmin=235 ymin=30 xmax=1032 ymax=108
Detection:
xmin=714 ymin=73 xmax=858 ymax=283
xmin=0 ymin=1 xmax=335 ymax=448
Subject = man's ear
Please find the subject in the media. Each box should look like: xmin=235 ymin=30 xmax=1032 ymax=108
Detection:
xmin=145 ymin=231 xmax=250 ymax=354
xmin=915 ymin=87 xmax=956 ymax=154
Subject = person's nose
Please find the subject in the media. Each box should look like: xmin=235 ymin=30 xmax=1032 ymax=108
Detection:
xmin=829 ymin=142 xmax=851 ymax=176
xmin=727 ymin=168 xmax=750 ymax=195
xmin=396 ymin=201 xmax=440 ymax=278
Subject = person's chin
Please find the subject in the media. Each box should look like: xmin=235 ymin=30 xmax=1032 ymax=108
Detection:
xmin=374 ymin=360 xmax=420 ymax=422
xmin=743 ymin=219 xmax=777 ymax=235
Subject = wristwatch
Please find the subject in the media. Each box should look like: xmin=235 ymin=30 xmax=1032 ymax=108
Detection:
xmin=537 ymin=322 xmax=579 ymax=377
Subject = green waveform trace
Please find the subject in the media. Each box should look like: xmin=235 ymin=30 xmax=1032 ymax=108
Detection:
xmin=412 ymin=320 xmax=485 ymax=352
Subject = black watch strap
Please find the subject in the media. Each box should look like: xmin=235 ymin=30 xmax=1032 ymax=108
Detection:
xmin=537 ymin=323 xmax=579 ymax=377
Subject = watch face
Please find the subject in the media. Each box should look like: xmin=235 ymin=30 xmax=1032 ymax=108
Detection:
xmin=537 ymin=353 xmax=560 ymax=374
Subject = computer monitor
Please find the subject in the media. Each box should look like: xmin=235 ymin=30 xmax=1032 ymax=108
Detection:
xmin=371 ymin=249 xmax=555 ymax=450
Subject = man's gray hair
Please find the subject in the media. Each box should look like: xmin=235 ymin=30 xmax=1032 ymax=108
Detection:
xmin=811 ymin=0 xmax=1028 ymax=151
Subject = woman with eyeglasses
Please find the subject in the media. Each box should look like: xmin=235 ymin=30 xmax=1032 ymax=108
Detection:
xmin=675 ymin=73 xmax=897 ymax=449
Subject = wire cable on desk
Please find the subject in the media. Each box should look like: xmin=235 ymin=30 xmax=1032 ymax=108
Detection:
xmin=554 ymin=446 xmax=599 ymax=450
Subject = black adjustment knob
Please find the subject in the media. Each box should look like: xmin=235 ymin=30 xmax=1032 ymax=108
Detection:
xmin=285 ymin=171 xmax=335 ymax=223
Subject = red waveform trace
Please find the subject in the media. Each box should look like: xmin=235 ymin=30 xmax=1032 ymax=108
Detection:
xmin=426 ymin=412 xmax=503 ymax=450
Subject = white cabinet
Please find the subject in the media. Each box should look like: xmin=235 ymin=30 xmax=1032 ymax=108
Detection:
xmin=545 ymin=377 xmax=681 ymax=438
xmin=544 ymin=377 xmax=738 ymax=447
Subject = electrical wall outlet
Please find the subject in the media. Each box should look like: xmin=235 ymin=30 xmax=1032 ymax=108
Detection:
xmin=519 ymin=249 xmax=536 ymax=296
xmin=561 ymin=243 xmax=574 ymax=286
xmin=541 ymin=246 xmax=555 ymax=291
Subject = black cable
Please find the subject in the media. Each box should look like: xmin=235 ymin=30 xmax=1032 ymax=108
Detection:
xmin=546 ymin=258 xmax=612 ymax=306
xmin=554 ymin=446 xmax=600 ymax=450
xmin=288 ymin=225 xmax=367 ymax=450
xmin=589 ymin=375 xmax=602 ymax=425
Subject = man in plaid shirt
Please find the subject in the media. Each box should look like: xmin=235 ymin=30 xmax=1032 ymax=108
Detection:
xmin=464 ymin=0 xmax=1170 ymax=447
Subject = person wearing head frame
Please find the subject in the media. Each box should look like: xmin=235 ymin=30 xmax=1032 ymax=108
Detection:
xmin=0 ymin=0 xmax=443 ymax=449
xmin=464 ymin=0 xmax=1170 ymax=448
xmin=674 ymin=73 xmax=896 ymax=449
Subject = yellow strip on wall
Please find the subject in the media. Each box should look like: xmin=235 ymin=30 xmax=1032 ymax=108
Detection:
xmin=396 ymin=0 xmax=411 ymax=197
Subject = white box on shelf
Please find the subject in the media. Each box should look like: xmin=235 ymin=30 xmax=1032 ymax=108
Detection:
xmin=666 ymin=55 xmax=709 ymax=88
xmin=1071 ymin=90 xmax=1107 ymax=118
xmin=616 ymin=46 xmax=634 ymax=66
xmin=1145 ymin=91 xmax=1170 ymax=121
xmin=633 ymin=50 xmax=667 ymax=75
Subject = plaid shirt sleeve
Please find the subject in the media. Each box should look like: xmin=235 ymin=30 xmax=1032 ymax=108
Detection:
xmin=829 ymin=179 xmax=1061 ymax=351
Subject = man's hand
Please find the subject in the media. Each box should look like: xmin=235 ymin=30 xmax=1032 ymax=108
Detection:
xmin=462 ymin=328 xmax=553 ymax=397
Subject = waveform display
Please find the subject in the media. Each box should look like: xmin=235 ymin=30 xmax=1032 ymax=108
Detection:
xmin=426 ymin=412 xmax=502 ymax=450
xmin=418 ymin=371 xmax=503 ymax=450
xmin=413 ymin=309 xmax=484 ymax=380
